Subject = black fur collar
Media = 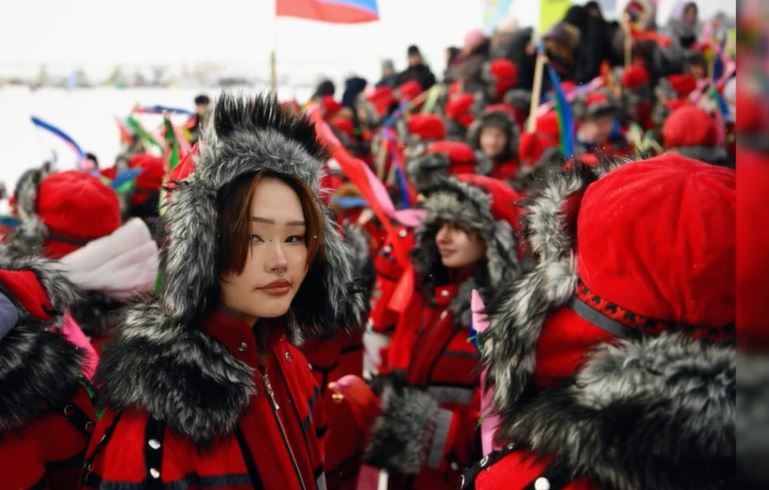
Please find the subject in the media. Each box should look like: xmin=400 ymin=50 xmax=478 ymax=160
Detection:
xmin=0 ymin=325 xmax=84 ymax=431
xmin=95 ymin=300 xmax=255 ymax=446
xmin=499 ymin=333 xmax=735 ymax=490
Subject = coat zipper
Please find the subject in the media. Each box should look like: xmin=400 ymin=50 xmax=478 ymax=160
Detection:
xmin=262 ymin=368 xmax=308 ymax=490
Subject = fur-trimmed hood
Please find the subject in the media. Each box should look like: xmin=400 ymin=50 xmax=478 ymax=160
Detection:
xmin=467 ymin=110 xmax=520 ymax=163
xmin=158 ymin=92 xmax=365 ymax=337
xmin=95 ymin=93 xmax=367 ymax=444
xmin=412 ymin=177 xmax=521 ymax=327
xmin=499 ymin=333 xmax=734 ymax=490
xmin=0 ymin=252 xmax=84 ymax=431
xmin=479 ymin=156 xmax=735 ymax=489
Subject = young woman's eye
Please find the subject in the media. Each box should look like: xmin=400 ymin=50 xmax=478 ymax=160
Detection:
xmin=249 ymin=234 xmax=264 ymax=244
xmin=286 ymin=235 xmax=305 ymax=244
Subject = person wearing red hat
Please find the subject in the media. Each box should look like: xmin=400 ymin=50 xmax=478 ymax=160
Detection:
xmin=407 ymin=140 xmax=492 ymax=193
xmin=445 ymin=92 xmax=479 ymax=139
xmin=467 ymin=106 xmax=521 ymax=182
xmin=6 ymin=170 xmax=121 ymax=260
xmin=463 ymin=154 xmax=735 ymax=490
xmin=653 ymin=73 xmax=698 ymax=125
xmin=5 ymin=168 xmax=158 ymax=356
xmin=402 ymin=113 xmax=448 ymax=161
xmin=335 ymin=175 xmax=523 ymax=490
xmin=82 ymin=93 xmax=366 ymax=490
xmin=481 ymin=59 xmax=518 ymax=104
xmin=0 ymin=253 xmax=95 ymax=489
xmin=621 ymin=62 xmax=655 ymax=130
xmin=574 ymin=91 xmax=629 ymax=159
xmin=518 ymin=111 xmax=562 ymax=171
xmin=663 ymin=104 xmax=731 ymax=167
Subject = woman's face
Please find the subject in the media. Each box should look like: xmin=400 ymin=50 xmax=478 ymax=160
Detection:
xmin=220 ymin=177 xmax=309 ymax=324
xmin=435 ymin=221 xmax=485 ymax=269
xmin=479 ymin=126 xmax=509 ymax=160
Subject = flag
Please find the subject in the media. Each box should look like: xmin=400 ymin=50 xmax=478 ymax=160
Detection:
xmin=125 ymin=115 xmax=163 ymax=152
xmin=483 ymin=0 xmax=513 ymax=33
xmin=276 ymin=0 xmax=379 ymax=23
xmin=545 ymin=55 xmax=575 ymax=157
xmin=30 ymin=116 xmax=85 ymax=165
xmin=539 ymin=0 xmax=571 ymax=33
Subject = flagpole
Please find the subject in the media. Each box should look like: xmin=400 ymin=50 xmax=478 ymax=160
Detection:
xmin=527 ymin=44 xmax=546 ymax=133
xmin=271 ymin=0 xmax=279 ymax=95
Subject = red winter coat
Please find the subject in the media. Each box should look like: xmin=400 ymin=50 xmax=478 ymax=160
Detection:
xmin=83 ymin=308 xmax=328 ymax=490
xmin=0 ymin=258 xmax=95 ymax=490
xmin=367 ymin=282 xmax=482 ymax=490
xmin=0 ymin=333 xmax=94 ymax=490
xmin=490 ymin=157 xmax=521 ymax=181
xmin=302 ymin=329 xmax=366 ymax=490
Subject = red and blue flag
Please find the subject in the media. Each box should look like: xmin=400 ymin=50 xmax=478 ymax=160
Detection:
xmin=276 ymin=0 xmax=379 ymax=23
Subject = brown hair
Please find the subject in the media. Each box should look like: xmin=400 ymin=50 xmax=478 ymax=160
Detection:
xmin=217 ymin=170 xmax=325 ymax=276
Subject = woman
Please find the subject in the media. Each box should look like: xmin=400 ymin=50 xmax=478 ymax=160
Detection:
xmin=82 ymin=93 xmax=365 ymax=490
xmin=467 ymin=107 xmax=521 ymax=182
xmin=465 ymin=155 xmax=735 ymax=489
xmin=337 ymin=174 xmax=523 ymax=489
xmin=0 ymin=252 xmax=94 ymax=490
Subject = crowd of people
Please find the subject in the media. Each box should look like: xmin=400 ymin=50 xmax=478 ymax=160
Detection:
xmin=0 ymin=1 xmax=739 ymax=489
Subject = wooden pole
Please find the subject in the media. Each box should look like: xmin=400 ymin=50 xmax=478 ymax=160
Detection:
xmin=270 ymin=50 xmax=278 ymax=95
xmin=527 ymin=48 xmax=546 ymax=133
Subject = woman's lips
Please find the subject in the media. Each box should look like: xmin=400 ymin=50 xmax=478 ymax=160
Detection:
xmin=258 ymin=280 xmax=292 ymax=296
xmin=438 ymin=248 xmax=455 ymax=257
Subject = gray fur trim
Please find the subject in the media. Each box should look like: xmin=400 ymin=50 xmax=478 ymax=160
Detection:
xmin=467 ymin=111 xmax=519 ymax=161
xmin=500 ymin=333 xmax=735 ymax=490
xmin=0 ymin=251 xmax=80 ymax=327
xmin=411 ymin=178 xmax=520 ymax=327
xmin=5 ymin=167 xmax=50 ymax=256
xmin=364 ymin=385 xmax=439 ymax=474
xmin=160 ymin=93 xmax=365 ymax=337
xmin=407 ymin=153 xmax=452 ymax=194
xmin=737 ymin=352 xmax=769 ymax=487
xmin=481 ymin=160 xmax=624 ymax=416
xmin=0 ymin=325 xmax=84 ymax=430
xmin=95 ymin=300 xmax=256 ymax=446
xmin=670 ymin=146 xmax=731 ymax=167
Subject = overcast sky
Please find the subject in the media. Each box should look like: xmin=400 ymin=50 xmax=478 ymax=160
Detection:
xmin=0 ymin=0 xmax=735 ymax=84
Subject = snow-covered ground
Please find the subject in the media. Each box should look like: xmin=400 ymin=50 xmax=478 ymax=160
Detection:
xmin=0 ymin=85 xmax=310 ymax=194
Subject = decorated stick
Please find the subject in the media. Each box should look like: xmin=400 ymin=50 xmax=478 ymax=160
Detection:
xmin=527 ymin=42 xmax=546 ymax=133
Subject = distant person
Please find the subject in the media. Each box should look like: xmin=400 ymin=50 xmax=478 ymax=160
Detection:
xmin=376 ymin=59 xmax=397 ymax=88
xmin=395 ymin=45 xmax=436 ymax=91
xmin=665 ymin=1 xmax=701 ymax=49
xmin=185 ymin=94 xmax=211 ymax=144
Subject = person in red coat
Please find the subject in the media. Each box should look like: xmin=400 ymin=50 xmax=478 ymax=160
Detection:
xmin=339 ymin=175 xmax=524 ymax=489
xmin=467 ymin=106 xmax=521 ymax=182
xmin=465 ymin=154 xmax=735 ymax=490
xmin=82 ymin=93 xmax=366 ymax=490
xmin=0 ymin=253 xmax=95 ymax=489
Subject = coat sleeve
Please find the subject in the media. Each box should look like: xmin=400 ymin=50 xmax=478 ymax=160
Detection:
xmin=363 ymin=385 xmax=481 ymax=475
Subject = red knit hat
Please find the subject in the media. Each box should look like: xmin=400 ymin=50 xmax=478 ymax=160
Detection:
xmin=484 ymin=154 xmax=735 ymax=413
xmin=367 ymin=86 xmax=396 ymax=118
xmin=407 ymin=114 xmax=446 ymax=141
xmin=128 ymin=153 xmax=165 ymax=208
xmin=662 ymin=104 xmax=717 ymax=148
xmin=37 ymin=170 xmax=122 ymax=259
xmin=320 ymin=95 xmax=342 ymax=119
xmin=576 ymin=155 xmax=734 ymax=331
xmin=446 ymin=92 xmax=476 ymax=128
xmin=427 ymin=141 xmax=477 ymax=175
xmin=667 ymin=74 xmax=697 ymax=98
xmin=485 ymin=59 xmax=518 ymax=101
xmin=518 ymin=111 xmax=560 ymax=166
xmin=621 ymin=63 xmax=650 ymax=90
xmin=398 ymin=80 xmax=423 ymax=102
xmin=456 ymin=174 xmax=521 ymax=232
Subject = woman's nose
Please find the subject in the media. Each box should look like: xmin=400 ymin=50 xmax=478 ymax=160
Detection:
xmin=266 ymin=241 xmax=289 ymax=271
xmin=436 ymin=224 xmax=452 ymax=244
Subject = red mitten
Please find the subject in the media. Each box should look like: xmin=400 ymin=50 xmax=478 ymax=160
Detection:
xmin=329 ymin=374 xmax=382 ymax=435
xmin=0 ymin=269 xmax=54 ymax=321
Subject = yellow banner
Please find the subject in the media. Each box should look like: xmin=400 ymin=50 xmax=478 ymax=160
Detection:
xmin=539 ymin=0 xmax=572 ymax=34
